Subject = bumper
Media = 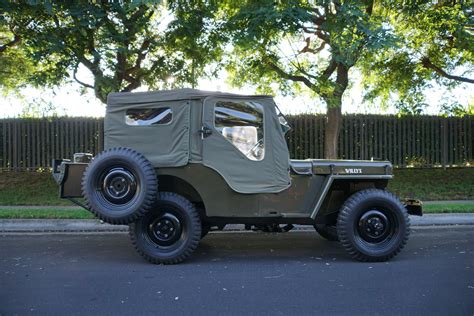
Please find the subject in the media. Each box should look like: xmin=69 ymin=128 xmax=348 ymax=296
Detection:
xmin=403 ymin=199 xmax=423 ymax=216
xmin=52 ymin=153 xmax=92 ymax=198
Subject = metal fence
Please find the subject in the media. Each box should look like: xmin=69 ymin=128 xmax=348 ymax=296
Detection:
xmin=0 ymin=115 xmax=472 ymax=170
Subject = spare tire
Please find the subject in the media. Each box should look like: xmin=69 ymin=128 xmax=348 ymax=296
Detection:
xmin=82 ymin=147 xmax=158 ymax=225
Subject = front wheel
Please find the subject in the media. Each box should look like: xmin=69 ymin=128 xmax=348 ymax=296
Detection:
xmin=129 ymin=192 xmax=201 ymax=264
xmin=337 ymin=189 xmax=410 ymax=262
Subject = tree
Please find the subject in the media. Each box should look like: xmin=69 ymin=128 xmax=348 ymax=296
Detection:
xmin=0 ymin=13 xmax=35 ymax=93
xmin=361 ymin=0 xmax=473 ymax=110
xmin=0 ymin=1 xmax=221 ymax=103
xmin=222 ymin=0 xmax=392 ymax=158
xmin=221 ymin=0 xmax=473 ymax=158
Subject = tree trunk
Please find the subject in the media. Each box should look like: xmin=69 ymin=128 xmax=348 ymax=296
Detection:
xmin=324 ymin=103 xmax=342 ymax=159
xmin=324 ymin=64 xmax=348 ymax=159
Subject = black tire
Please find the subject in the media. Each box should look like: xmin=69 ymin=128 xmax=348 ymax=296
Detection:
xmin=314 ymin=224 xmax=339 ymax=241
xmin=82 ymin=147 xmax=157 ymax=225
xmin=129 ymin=192 xmax=201 ymax=264
xmin=337 ymin=189 xmax=410 ymax=262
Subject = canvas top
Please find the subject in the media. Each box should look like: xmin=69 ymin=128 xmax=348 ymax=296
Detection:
xmin=105 ymin=89 xmax=291 ymax=194
xmin=107 ymin=88 xmax=272 ymax=107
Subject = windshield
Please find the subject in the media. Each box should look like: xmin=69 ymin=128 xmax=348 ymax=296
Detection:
xmin=275 ymin=104 xmax=291 ymax=135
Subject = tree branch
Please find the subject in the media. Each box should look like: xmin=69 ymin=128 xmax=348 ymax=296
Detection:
xmin=300 ymin=37 xmax=326 ymax=55
xmin=127 ymin=38 xmax=151 ymax=74
xmin=315 ymin=29 xmax=330 ymax=43
xmin=122 ymin=77 xmax=141 ymax=92
xmin=73 ymin=63 xmax=94 ymax=89
xmin=321 ymin=58 xmax=337 ymax=81
xmin=0 ymin=34 xmax=21 ymax=54
xmin=421 ymin=57 xmax=474 ymax=84
xmin=265 ymin=60 xmax=315 ymax=90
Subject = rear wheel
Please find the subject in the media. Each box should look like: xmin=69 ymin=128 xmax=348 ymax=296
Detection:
xmin=337 ymin=189 xmax=410 ymax=262
xmin=129 ymin=192 xmax=201 ymax=264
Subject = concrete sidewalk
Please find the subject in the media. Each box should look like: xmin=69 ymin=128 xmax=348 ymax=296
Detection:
xmin=1 ymin=213 xmax=474 ymax=233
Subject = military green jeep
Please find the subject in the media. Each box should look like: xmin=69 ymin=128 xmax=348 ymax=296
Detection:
xmin=53 ymin=89 xmax=422 ymax=264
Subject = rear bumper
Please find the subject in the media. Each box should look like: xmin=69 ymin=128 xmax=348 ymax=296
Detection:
xmin=52 ymin=158 xmax=89 ymax=198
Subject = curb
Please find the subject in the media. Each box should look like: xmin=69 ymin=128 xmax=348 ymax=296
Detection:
xmin=1 ymin=214 xmax=474 ymax=233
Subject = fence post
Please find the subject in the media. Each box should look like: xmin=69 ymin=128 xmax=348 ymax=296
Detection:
xmin=442 ymin=118 xmax=448 ymax=169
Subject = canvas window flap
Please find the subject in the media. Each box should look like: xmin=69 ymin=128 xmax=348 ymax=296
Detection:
xmin=105 ymin=100 xmax=190 ymax=167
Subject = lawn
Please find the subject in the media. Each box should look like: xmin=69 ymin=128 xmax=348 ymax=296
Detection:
xmin=388 ymin=167 xmax=474 ymax=201
xmin=0 ymin=171 xmax=71 ymax=206
xmin=0 ymin=168 xmax=472 ymax=207
xmin=423 ymin=203 xmax=474 ymax=214
xmin=0 ymin=209 xmax=94 ymax=219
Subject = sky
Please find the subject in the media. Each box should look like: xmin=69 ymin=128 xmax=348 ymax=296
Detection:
xmin=1 ymin=67 xmax=472 ymax=118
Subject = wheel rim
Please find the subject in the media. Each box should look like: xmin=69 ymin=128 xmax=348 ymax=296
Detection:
xmin=99 ymin=167 xmax=137 ymax=204
xmin=141 ymin=206 xmax=188 ymax=250
xmin=356 ymin=209 xmax=395 ymax=244
xmin=148 ymin=213 xmax=183 ymax=246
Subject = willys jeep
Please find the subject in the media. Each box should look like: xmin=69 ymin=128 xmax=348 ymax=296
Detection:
xmin=52 ymin=89 xmax=422 ymax=264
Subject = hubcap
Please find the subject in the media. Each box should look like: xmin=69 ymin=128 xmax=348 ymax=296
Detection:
xmin=357 ymin=210 xmax=391 ymax=243
xmin=148 ymin=213 xmax=183 ymax=246
xmin=101 ymin=167 xmax=137 ymax=204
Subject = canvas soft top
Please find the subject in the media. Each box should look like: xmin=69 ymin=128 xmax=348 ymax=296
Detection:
xmin=107 ymin=88 xmax=272 ymax=107
xmin=105 ymin=88 xmax=291 ymax=194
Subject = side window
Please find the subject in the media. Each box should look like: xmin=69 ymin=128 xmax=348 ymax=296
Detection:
xmin=215 ymin=100 xmax=264 ymax=161
xmin=125 ymin=108 xmax=172 ymax=126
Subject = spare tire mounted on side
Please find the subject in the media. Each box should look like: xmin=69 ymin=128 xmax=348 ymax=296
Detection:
xmin=82 ymin=147 xmax=158 ymax=224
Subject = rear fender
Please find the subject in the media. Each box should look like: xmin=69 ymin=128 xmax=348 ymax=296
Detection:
xmin=311 ymin=175 xmax=391 ymax=219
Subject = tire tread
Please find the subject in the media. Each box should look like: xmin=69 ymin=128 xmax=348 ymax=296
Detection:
xmin=81 ymin=147 xmax=158 ymax=225
xmin=337 ymin=189 xmax=410 ymax=262
xmin=129 ymin=192 xmax=201 ymax=265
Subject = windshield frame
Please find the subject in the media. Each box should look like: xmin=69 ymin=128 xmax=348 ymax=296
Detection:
xmin=274 ymin=103 xmax=292 ymax=135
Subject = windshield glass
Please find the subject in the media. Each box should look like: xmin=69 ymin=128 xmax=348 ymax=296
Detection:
xmin=275 ymin=104 xmax=291 ymax=135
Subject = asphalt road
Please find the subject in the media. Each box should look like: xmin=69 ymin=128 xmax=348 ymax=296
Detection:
xmin=1 ymin=227 xmax=473 ymax=315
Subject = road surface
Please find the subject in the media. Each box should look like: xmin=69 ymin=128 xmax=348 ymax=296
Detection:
xmin=1 ymin=226 xmax=473 ymax=315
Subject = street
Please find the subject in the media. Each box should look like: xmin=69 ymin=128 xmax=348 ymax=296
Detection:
xmin=1 ymin=226 xmax=473 ymax=315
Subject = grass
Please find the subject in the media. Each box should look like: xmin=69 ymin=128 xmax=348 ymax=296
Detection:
xmin=0 ymin=171 xmax=72 ymax=206
xmin=387 ymin=167 xmax=474 ymax=201
xmin=0 ymin=209 xmax=94 ymax=219
xmin=424 ymin=203 xmax=474 ymax=214
xmin=0 ymin=168 xmax=472 ymax=207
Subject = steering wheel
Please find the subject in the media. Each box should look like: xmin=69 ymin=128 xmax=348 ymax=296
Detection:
xmin=245 ymin=138 xmax=264 ymax=159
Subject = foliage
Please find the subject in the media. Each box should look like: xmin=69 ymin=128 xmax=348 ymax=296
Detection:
xmin=0 ymin=22 xmax=35 ymax=93
xmin=224 ymin=1 xmax=387 ymax=102
xmin=361 ymin=0 xmax=474 ymax=108
xmin=0 ymin=1 xmax=221 ymax=103
xmin=220 ymin=0 xmax=395 ymax=158
xmin=217 ymin=0 xmax=473 ymax=157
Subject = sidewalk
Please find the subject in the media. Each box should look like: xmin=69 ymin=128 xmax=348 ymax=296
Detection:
xmin=1 ymin=200 xmax=472 ymax=210
xmin=1 ymin=213 xmax=474 ymax=233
